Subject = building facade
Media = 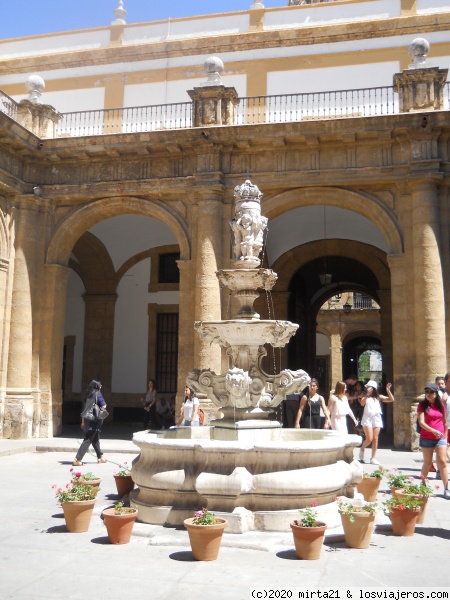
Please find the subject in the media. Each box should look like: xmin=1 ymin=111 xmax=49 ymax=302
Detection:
xmin=0 ymin=0 xmax=449 ymax=447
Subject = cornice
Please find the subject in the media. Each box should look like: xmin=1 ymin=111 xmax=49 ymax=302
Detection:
xmin=0 ymin=14 xmax=449 ymax=76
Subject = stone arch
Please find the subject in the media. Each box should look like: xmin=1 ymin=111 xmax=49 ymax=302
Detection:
xmin=46 ymin=196 xmax=190 ymax=266
xmin=262 ymin=187 xmax=403 ymax=256
xmin=273 ymin=240 xmax=390 ymax=294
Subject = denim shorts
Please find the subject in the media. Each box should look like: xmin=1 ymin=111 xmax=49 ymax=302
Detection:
xmin=419 ymin=437 xmax=447 ymax=448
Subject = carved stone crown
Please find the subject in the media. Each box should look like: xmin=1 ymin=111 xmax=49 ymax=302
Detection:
xmin=233 ymin=180 xmax=263 ymax=213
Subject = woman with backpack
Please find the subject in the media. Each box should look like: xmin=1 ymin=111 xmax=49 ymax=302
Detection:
xmin=73 ymin=379 xmax=107 ymax=466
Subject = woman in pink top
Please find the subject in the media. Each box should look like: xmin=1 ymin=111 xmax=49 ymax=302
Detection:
xmin=418 ymin=383 xmax=450 ymax=499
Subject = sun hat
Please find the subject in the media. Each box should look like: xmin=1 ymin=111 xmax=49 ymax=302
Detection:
xmin=366 ymin=380 xmax=378 ymax=389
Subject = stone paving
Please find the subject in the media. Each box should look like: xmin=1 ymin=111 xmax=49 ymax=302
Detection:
xmin=0 ymin=434 xmax=449 ymax=599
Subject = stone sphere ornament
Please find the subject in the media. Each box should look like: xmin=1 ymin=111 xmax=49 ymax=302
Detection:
xmin=25 ymin=75 xmax=45 ymax=103
xmin=409 ymin=38 xmax=430 ymax=66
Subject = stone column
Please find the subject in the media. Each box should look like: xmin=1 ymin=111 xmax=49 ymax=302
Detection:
xmin=411 ymin=178 xmax=446 ymax=384
xmin=4 ymin=205 xmax=37 ymax=438
xmin=40 ymin=263 xmax=70 ymax=437
xmin=377 ymin=289 xmax=394 ymax=433
xmin=270 ymin=291 xmax=291 ymax=370
xmin=387 ymin=254 xmax=413 ymax=448
xmin=176 ymin=259 xmax=195 ymax=406
xmin=193 ymin=195 xmax=223 ymax=373
xmin=329 ymin=322 xmax=343 ymax=392
xmin=82 ymin=293 xmax=117 ymax=399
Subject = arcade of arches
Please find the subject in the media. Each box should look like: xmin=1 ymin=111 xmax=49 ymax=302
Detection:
xmin=0 ymin=103 xmax=449 ymax=451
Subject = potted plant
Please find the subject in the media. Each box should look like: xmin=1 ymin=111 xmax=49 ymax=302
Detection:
xmin=356 ymin=466 xmax=385 ymax=501
xmin=113 ymin=463 xmax=135 ymax=498
xmin=102 ymin=501 xmax=138 ymax=544
xmin=394 ymin=477 xmax=434 ymax=525
xmin=386 ymin=469 xmax=409 ymax=497
xmin=336 ymin=497 xmax=377 ymax=549
xmin=54 ymin=480 xmax=97 ymax=533
xmin=183 ymin=507 xmax=227 ymax=561
xmin=71 ymin=469 xmax=102 ymax=496
xmin=383 ymin=494 xmax=422 ymax=536
xmin=290 ymin=502 xmax=327 ymax=560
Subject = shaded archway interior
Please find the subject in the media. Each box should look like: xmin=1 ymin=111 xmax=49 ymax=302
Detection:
xmin=287 ymin=253 xmax=381 ymax=377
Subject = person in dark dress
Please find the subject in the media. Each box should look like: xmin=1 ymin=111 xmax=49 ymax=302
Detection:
xmin=294 ymin=378 xmax=331 ymax=429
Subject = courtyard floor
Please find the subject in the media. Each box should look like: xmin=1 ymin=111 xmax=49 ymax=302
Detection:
xmin=0 ymin=431 xmax=449 ymax=599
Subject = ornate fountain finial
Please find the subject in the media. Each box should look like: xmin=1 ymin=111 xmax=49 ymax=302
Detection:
xmin=230 ymin=180 xmax=268 ymax=266
xmin=111 ymin=0 xmax=127 ymax=25
xmin=409 ymin=37 xmax=430 ymax=69
xmin=25 ymin=75 xmax=45 ymax=103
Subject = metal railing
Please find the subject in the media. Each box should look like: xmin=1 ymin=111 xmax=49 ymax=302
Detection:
xmin=56 ymin=102 xmax=193 ymax=137
xmin=1 ymin=83 xmax=449 ymax=138
xmin=353 ymin=294 xmax=376 ymax=310
xmin=0 ymin=90 xmax=18 ymax=122
xmin=236 ymin=86 xmax=398 ymax=125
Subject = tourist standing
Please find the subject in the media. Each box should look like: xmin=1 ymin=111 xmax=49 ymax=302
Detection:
xmin=359 ymin=380 xmax=394 ymax=464
xmin=178 ymin=386 xmax=200 ymax=427
xmin=73 ymin=380 xmax=107 ymax=466
xmin=295 ymin=379 xmax=331 ymax=429
xmin=417 ymin=383 xmax=450 ymax=499
xmin=328 ymin=381 xmax=358 ymax=433
xmin=143 ymin=379 xmax=157 ymax=429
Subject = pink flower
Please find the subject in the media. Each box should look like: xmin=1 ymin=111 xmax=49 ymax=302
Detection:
xmin=70 ymin=468 xmax=73 ymax=473
xmin=194 ymin=511 xmax=203 ymax=518
xmin=435 ymin=485 xmax=440 ymax=490
xmin=408 ymin=477 xmax=415 ymax=481
xmin=334 ymin=497 xmax=339 ymax=502
xmin=51 ymin=484 xmax=56 ymax=489
xmin=397 ymin=505 xmax=404 ymax=511
xmin=75 ymin=472 xmax=81 ymax=478
xmin=65 ymin=483 xmax=70 ymax=489
xmin=310 ymin=502 xmax=318 ymax=507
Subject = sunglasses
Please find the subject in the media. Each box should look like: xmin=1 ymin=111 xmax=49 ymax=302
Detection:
xmin=424 ymin=390 xmax=436 ymax=395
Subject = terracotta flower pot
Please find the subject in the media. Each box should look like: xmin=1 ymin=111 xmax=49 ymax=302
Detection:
xmin=62 ymin=499 xmax=96 ymax=533
xmin=76 ymin=478 xmax=101 ymax=497
xmin=339 ymin=510 xmax=375 ymax=549
xmin=389 ymin=507 xmax=420 ymax=536
xmin=394 ymin=491 xmax=428 ymax=525
xmin=290 ymin=520 xmax=327 ymax=560
xmin=183 ymin=518 xmax=227 ymax=561
xmin=390 ymin=487 xmax=402 ymax=499
xmin=102 ymin=507 xmax=138 ymax=544
xmin=357 ymin=476 xmax=381 ymax=502
xmin=113 ymin=474 xmax=135 ymax=498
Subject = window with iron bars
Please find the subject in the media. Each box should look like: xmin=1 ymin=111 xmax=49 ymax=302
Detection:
xmin=156 ymin=313 xmax=179 ymax=394
xmin=158 ymin=252 xmax=180 ymax=284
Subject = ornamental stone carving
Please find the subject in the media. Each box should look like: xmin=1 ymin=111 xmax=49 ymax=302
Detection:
xmin=230 ymin=180 xmax=268 ymax=268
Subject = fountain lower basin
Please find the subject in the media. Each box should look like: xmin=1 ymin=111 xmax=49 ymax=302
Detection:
xmin=130 ymin=428 xmax=363 ymax=532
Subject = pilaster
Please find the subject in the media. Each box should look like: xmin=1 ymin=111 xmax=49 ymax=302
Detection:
xmin=82 ymin=293 xmax=118 ymax=398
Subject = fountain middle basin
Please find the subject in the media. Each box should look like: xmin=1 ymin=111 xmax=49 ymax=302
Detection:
xmin=130 ymin=427 xmax=363 ymax=532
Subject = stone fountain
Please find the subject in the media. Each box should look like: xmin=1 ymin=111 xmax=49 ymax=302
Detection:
xmin=130 ymin=180 xmax=362 ymax=533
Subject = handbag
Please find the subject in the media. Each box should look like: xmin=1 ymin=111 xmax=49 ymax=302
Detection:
xmin=93 ymin=393 xmax=109 ymax=420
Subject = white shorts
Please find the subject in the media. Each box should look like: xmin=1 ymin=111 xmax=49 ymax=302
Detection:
xmin=361 ymin=414 xmax=383 ymax=429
